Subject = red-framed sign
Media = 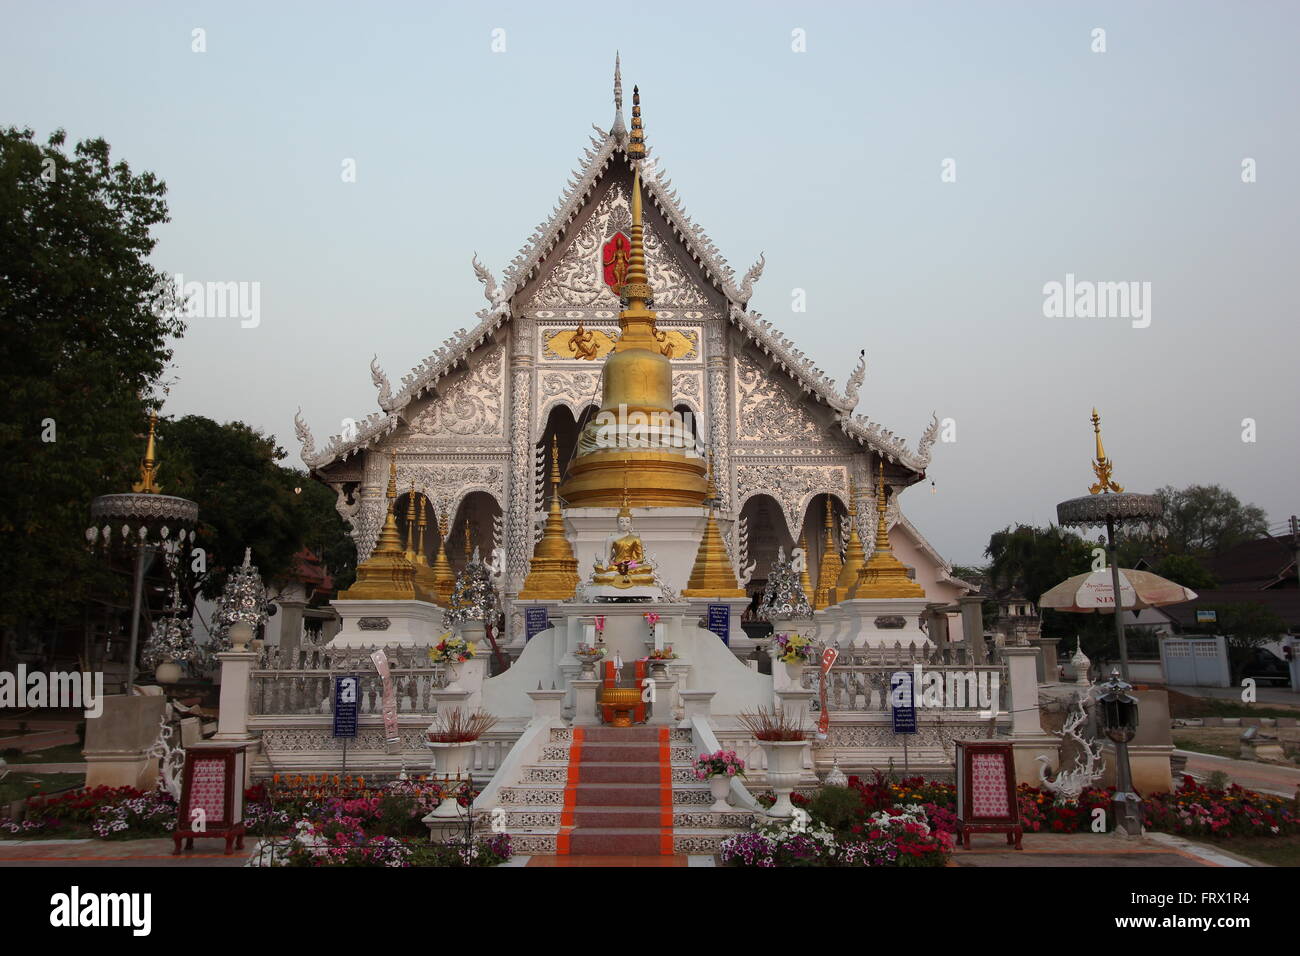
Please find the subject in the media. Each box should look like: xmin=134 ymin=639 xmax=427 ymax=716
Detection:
xmin=173 ymin=744 xmax=247 ymax=856
xmin=954 ymin=740 xmax=1022 ymax=850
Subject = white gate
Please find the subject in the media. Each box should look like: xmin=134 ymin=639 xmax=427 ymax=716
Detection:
xmin=1159 ymin=636 xmax=1229 ymax=688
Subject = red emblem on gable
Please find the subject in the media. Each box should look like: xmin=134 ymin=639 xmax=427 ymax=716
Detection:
xmin=602 ymin=232 xmax=631 ymax=294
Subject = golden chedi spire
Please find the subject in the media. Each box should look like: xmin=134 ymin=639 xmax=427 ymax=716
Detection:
xmin=833 ymin=481 xmax=868 ymax=603
xmin=683 ymin=455 xmax=746 ymax=597
xmin=798 ymin=530 xmax=815 ymax=601
xmin=559 ymin=86 xmax=708 ymax=509
xmin=850 ymin=460 xmax=925 ymax=599
xmin=430 ymin=511 xmax=456 ymax=606
xmin=1088 ymin=407 xmax=1124 ymax=494
xmin=519 ymin=436 xmax=580 ymax=600
xmin=132 ymin=409 xmax=163 ymax=494
xmin=338 ymin=454 xmax=418 ymax=601
xmin=813 ymin=495 xmax=844 ymax=610
xmin=409 ymin=490 xmax=440 ymax=601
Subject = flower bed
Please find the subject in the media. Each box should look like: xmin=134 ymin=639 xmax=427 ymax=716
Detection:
xmin=1 ymin=785 xmax=176 ymax=840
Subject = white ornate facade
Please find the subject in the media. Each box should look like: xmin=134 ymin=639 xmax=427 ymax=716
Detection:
xmin=295 ymin=71 xmax=970 ymax=637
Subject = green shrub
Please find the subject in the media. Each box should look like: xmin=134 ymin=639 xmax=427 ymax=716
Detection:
xmin=806 ymin=785 xmax=865 ymax=838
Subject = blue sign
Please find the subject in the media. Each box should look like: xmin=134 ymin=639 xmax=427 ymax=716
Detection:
xmin=332 ymin=675 xmax=359 ymax=739
xmin=890 ymin=670 xmax=917 ymax=735
xmin=706 ymin=604 xmax=730 ymax=645
xmin=524 ymin=606 xmax=550 ymax=641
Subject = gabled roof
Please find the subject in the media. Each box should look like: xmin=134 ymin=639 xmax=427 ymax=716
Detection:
xmin=1205 ymin=536 xmax=1298 ymax=590
xmin=296 ymin=68 xmax=938 ymax=479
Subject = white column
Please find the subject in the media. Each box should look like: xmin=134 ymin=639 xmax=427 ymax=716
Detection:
xmin=213 ymin=651 xmax=258 ymax=741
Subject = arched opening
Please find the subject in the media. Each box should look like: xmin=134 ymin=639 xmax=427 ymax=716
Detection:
xmin=798 ymin=493 xmax=849 ymax=606
xmin=540 ymin=402 xmax=598 ymax=493
xmin=447 ymin=491 xmax=504 ymax=576
xmin=737 ymin=494 xmax=793 ymax=633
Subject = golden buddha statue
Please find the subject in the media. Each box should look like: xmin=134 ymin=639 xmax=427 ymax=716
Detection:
xmin=590 ymin=490 xmax=657 ymax=589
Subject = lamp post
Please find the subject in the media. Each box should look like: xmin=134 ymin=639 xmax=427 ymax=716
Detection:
xmin=1055 ymin=410 xmax=1162 ymax=680
xmin=1096 ymin=668 xmax=1142 ymax=835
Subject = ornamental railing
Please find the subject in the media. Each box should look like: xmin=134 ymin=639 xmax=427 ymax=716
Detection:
xmin=792 ymin=642 xmax=1008 ymax=713
xmin=249 ymin=643 xmax=448 ymax=717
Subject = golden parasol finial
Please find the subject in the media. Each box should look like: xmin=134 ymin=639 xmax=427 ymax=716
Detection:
xmin=1089 ymin=408 xmax=1124 ymax=494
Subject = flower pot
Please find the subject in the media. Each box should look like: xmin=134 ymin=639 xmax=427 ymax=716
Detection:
xmin=709 ymin=775 xmax=732 ymax=812
xmin=760 ymin=739 xmax=807 ymax=818
xmin=424 ymin=740 xmax=476 ymax=818
xmin=154 ymin=660 xmax=182 ymax=685
xmin=784 ymin=659 xmax=805 ymax=683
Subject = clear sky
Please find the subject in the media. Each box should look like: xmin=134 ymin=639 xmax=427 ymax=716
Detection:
xmin=3 ymin=1 xmax=1297 ymax=565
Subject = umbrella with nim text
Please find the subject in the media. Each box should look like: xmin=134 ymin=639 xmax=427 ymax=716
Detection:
xmin=1039 ymin=568 xmax=1196 ymax=614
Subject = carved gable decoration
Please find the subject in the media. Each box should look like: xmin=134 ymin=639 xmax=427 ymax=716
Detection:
xmin=529 ymin=183 xmax=711 ymax=309
xmin=734 ymin=351 xmax=822 ymax=442
xmin=408 ymin=345 xmax=505 ymax=437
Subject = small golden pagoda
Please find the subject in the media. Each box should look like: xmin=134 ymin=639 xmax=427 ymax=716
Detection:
xmin=559 ymin=86 xmax=708 ymax=509
xmin=848 ymin=461 xmax=925 ymax=600
xmin=682 ymin=457 xmax=746 ymax=597
xmin=430 ymin=512 xmax=456 ymax=606
xmin=832 ymin=481 xmax=868 ymax=604
xmin=798 ymin=530 xmax=815 ymax=600
xmin=409 ymin=491 xmax=441 ymax=601
xmin=338 ymin=454 xmax=418 ymax=601
xmin=813 ymin=495 xmax=843 ymax=610
xmin=518 ymin=437 xmax=580 ymax=600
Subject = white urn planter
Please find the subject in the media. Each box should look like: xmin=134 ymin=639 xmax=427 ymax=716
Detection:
xmin=441 ymin=660 xmax=464 ymax=692
xmin=708 ymin=775 xmax=732 ymax=812
xmin=760 ymin=739 xmax=808 ymax=818
xmin=424 ymin=740 xmax=476 ymax=818
xmin=783 ymin=659 xmax=805 ymax=683
xmin=154 ymin=660 xmax=182 ymax=685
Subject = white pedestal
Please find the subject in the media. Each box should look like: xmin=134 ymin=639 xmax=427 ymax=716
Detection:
xmin=835 ymin=598 xmax=930 ymax=648
xmin=328 ymin=599 xmax=445 ymax=647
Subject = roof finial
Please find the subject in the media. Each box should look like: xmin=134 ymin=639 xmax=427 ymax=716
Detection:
xmin=132 ymin=409 xmax=163 ymax=494
xmin=1089 ymin=408 xmax=1124 ymax=494
xmin=611 ymin=52 xmax=627 ymax=147
xmin=626 ymin=84 xmax=646 ymax=161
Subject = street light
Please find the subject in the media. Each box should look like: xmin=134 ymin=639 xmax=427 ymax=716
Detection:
xmin=1096 ymin=668 xmax=1142 ymax=835
xmin=1055 ymin=409 xmax=1163 ymax=680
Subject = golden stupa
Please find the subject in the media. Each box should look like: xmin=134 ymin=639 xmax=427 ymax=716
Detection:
xmin=518 ymin=437 xmax=581 ymax=600
xmin=847 ymin=461 xmax=925 ymax=600
xmin=813 ymin=495 xmax=843 ymax=610
xmin=832 ymin=481 xmax=868 ymax=604
xmin=682 ymin=457 xmax=746 ymax=597
xmin=558 ymin=86 xmax=708 ymax=509
xmin=338 ymin=454 xmax=419 ymax=601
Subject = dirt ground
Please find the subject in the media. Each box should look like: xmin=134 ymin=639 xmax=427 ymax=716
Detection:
xmin=1173 ymin=725 xmax=1300 ymax=762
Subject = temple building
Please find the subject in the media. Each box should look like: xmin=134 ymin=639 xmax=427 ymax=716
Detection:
xmin=294 ymin=60 xmax=974 ymax=643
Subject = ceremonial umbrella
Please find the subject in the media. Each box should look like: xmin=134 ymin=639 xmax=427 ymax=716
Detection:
xmin=1039 ymin=569 xmax=1197 ymax=614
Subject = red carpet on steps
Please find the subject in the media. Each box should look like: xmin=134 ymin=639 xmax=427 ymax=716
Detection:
xmin=557 ymin=726 xmax=673 ymax=855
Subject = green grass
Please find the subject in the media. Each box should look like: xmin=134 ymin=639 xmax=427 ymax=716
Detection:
xmin=0 ymin=771 xmax=85 ymax=806
xmin=3 ymin=743 xmax=85 ymax=764
xmin=1173 ymin=737 xmax=1240 ymax=759
xmin=1167 ymin=691 xmax=1300 ymax=721
xmin=1184 ymin=834 xmax=1300 ymax=867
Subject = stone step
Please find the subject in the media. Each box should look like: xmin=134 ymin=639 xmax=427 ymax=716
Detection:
xmin=497 ymin=785 xmax=715 ymax=808
xmin=485 ymin=807 xmax=759 ymax=830
xmin=579 ymin=742 xmax=661 ymax=762
xmin=572 ymin=782 xmax=663 ymax=807
xmin=565 ymin=827 xmax=668 ymax=855
xmin=547 ymin=725 xmax=691 ymax=744
xmin=570 ymin=806 xmax=664 ymax=828
xmin=576 ymin=761 xmax=664 ymax=784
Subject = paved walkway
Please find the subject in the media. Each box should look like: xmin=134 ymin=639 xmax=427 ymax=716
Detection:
xmin=1177 ymin=749 xmax=1300 ymax=797
xmin=0 ymin=832 xmax=1252 ymax=867
xmin=950 ymin=831 xmax=1241 ymax=867
xmin=1 ymin=763 xmax=86 ymax=774
xmin=0 ymin=838 xmax=247 ymax=867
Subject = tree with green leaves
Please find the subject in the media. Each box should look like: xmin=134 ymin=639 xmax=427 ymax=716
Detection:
xmin=0 ymin=127 xmax=182 ymax=651
xmin=984 ymin=524 xmax=1094 ymax=639
xmin=1120 ymin=484 xmax=1269 ymax=561
xmin=1153 ymin=553 xmax=1217 ymax=591
xmin=156 ymin=415 xmax=354 ymax=601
